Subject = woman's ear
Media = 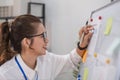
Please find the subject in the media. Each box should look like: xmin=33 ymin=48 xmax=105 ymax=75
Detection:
xmin=21 ymin=38 xmax=31 ymax=48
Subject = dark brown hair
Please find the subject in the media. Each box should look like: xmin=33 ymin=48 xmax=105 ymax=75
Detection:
xmin=0 ymin=22 xmax=15 ymax=65
xmin=0 ymin=14 xmax=41 ymax=65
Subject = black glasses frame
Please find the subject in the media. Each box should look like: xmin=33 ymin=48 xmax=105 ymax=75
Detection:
xmin=26 ymin=32 xmax=47 ymax=41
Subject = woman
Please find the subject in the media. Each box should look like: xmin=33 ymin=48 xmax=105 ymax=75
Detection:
xmin=0 ymin=14 xmax=93 ymax=80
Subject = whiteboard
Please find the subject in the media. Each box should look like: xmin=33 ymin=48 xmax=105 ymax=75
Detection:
xmin=79 ymin=0 xmax=120 ymax=80
xmin=89 ymin=0 xmax=120 ymax=56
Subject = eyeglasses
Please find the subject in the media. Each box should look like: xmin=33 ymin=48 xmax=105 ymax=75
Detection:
xmin=26 ymin=32 xmax=47 ymax=41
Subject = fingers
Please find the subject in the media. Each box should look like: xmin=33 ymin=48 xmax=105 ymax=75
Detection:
xmin=85 ymin=25 xmax=94 ymax=34
xmin=79 ymin=25 xmax=94 ymax=47
xmin=85 ymin=31 xmax=93 ymax=41
xmin=79 ymin=25 xmax=94 ymax=37
xmin=79 ymin=27 xmax=84 ymax=38
xmin=80 ymin=32 xmax=93 ymax=48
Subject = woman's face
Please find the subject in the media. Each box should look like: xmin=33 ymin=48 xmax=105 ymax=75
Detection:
xmin=30 ymin=23 xmax=48 ymax=56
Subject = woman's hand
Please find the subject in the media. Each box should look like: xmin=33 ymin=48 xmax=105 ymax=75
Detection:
xmin=77 ymin=25 xmax=94 ymax=57
xmin=79 ymin=25 xmax=94 ymax=48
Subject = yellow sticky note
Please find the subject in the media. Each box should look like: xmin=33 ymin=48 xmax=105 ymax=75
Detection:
xmin=104 ymin=17 xmax=113 ymax=35
xmin=82 ymin=50 xmax=88 ymax=63
xmin=83 ymin=68 xmax=89 ymax=80
xmin=94 ymin=53 xmax=97 ymax=58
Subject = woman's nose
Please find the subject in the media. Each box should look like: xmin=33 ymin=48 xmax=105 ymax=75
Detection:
xmin=44 ymin=38 xmax=49 ymax=43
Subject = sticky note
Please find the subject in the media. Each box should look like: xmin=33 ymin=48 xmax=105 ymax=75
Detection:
xmin=82 ymin=50 xmax=88 ymax=63
xmin=83 ymin=68 xmax=89 ymax=80
xmin=106 ymin=58 xmax=110 ymax=64
xmin=94 ymin=53 xmax=97 ymax=58
xmin=104 ymin=17 xmax=113 ymax=35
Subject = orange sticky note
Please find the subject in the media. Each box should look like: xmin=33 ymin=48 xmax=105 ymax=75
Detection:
xmin=94 ymin=53 xmax=97 ymax=58
xmin=106 ymin=58 xmax=111 ymax=64
xmin=82 ymin=50 xmax=88 ymax=63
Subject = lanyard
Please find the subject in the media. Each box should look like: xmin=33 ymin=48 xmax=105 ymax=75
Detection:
xmin=15 ymin=56 xmax=39 ymax=80
xmin=15 ymin=56 xmax=28 ymax=80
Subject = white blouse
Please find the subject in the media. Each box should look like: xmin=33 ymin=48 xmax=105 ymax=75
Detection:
xmin=0 ymin=49 xmax=82 ymax=80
